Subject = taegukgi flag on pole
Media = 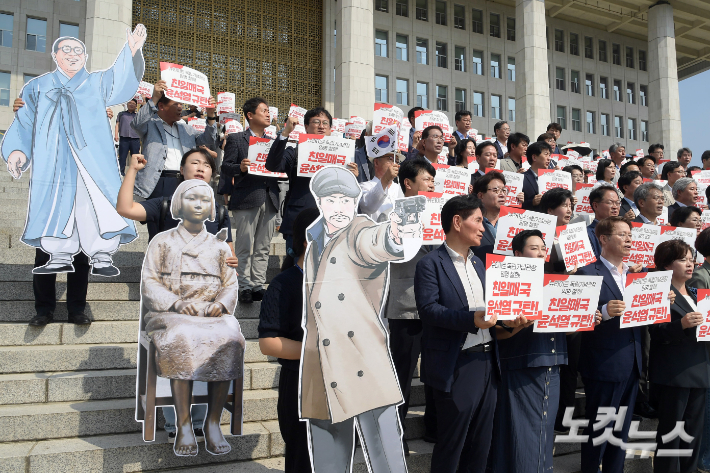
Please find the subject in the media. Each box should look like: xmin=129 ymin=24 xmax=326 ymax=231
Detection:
xmin=366 ymin=126 xmax=398 ymax=159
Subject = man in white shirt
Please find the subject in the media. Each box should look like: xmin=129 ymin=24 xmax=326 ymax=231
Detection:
xmin=358 ymin=151 xmax=403 ymax=222
xmin=633 ymin=182 xmax=664 ymax=225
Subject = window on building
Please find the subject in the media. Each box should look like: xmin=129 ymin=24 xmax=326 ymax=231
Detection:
xmin=572 ymin=108 xmax=581 ymax=131
xmin=375 ymin=75 xmax=388 ymax=102
xmin=490 ymin=53 xmax=501 ymax=78
xmin=454 ymin=4 xmax=465 ymax=29
xmin=628 ymin=118 xmax=636 ymax=140
xmin=600 ymin=77 xmax=608 ymax=99
xmin=26 ymin=18 xmax=46 ymax=52
xmin=491 ymin=94 xmax=501 ymax=119
xmin=376 ymin=0 xmax=389 ymax=13
xmin=471 ymin=8 xmax=483 ymax=34
xmin=396 ymin=0 xmax=409 ymax=17
xmin=437 ymin=85 xmax=448 ymax=111
xmin=555 ymin=67 xmax=565 ymax=91
xmin=417 ymin=82 xmax=428 ymax=108
xmin=0 ymin=71 xmax=10 ymax=107
xmin=507 ymin=17 xmax=515 ymax=41
xmin=626 ymin=82 xmax=635 ymax=104
xmin=569 ymin=33 xmax=579 ymax=56
xmin=416 ymin=0 xmax=428 ymax=21
xmin=454 ymin=46 xmax=465 ymax=72
xmin=416 ymin=38 xmax=428 ymax=64
xmin=396 ymin=79 xmax=409 ymax=105
xmin=507 ymin=57 xmax=515 ymax=81
xmin=435 ymin=0 xmax=447 ymax=25
xmin=614 ymin=115 xmax=623 ymax=138
xmin=455 ymin=88 xmax=466 ymax=111
xmin=612 ymin=43 xmax=621 ymax=65
xmin=396 ymin=35 xmax=408 ymax=62
xmin=554 ymin=29 xmax=564 ymax=52
xmin=570 ymin=70 xmax=580 ymax=94
xmin=436 ymin=42 xmax=447 ymax=68
xmin=601 ymin=113 xmax=610 ymax=136
xmin=640 ymin=85 xmax=647 ymax=107
xmin=598 ymin=40 xmax=607 ymax=62
xmin=585 ymin=74 xmax=594 ymax=96
xmin=23 ymin=73 xmax=37 ymax=84
xmin=59 ymin=23 xmax=79 ymax=39
xmin=641 ymin=120 xmax=648 ymax=141
xmin=508 ymin=97 xmax=515 ymax=121
xmin=625 ymin=46 xmax=634 ymax=68
xmin=556 ymin=106 xmax=567 ymax=130
xmin=613 ymin=80 xmax=621 ymax=101
xmin=586 ymin=111 xmax=595 ymax=134
xmin=584 ymin=36 xmax=593 ymax=59
xmin=639 ymin=50 xmax=647 ymax=71
xmin=490 ymin=13 xmax=501 ymax=38
xmin=375 ymin=30 xmax=388 ymax=57
xmin=0 ymin=13 xmax=13 ymax=48
xmin=473 ymin=92 xmax=484 ymax=117
xmin=472 ymin=50 xmax=483 ymax=75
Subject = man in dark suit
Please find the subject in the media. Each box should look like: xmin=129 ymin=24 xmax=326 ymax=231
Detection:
xmin=667 ymin=177 xmax=699 ymax=221
xmin=587 ymin=186 xmax=621 ymax=258
xmin=521 ymin=141 xmax=552 ymax=210
xmin=492 ymin=120 xmax=510 ymax=160
xmin=221 ymin=97 xmax=279 ymax=303
xmin=414 ymin=194 xmax=525 ymax=473
xmin=632 ymin=182 xmax=664 ymax=225
xmin=618 ymin=171 xmax=643 ymax=220
xmin=470 ymin=141 xmax=498 ymax=185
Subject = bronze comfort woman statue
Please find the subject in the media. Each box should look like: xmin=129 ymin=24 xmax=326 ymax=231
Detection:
xmin=140 ymin=179 xmax=244 ymax=456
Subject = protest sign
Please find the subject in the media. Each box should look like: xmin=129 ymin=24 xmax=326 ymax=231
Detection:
xmin=485 ymin=254 xmax=544 ymax=321
xmin=658 ymin=225 xmax=697 ymax=248
xmin=220 ymin=112 xmax=240 ymax=124
xmin=373 ymin=104 xmax=404 ymax=134
xmin=582 ymin=160 xmax=599 ymax=173
xmin=289 ymin=124 xmax=306 ymax=141
xmin=556 ymin=222 xmax=597 ymax=271
xmin=493 ymin=207 xmax=556 ymax=260
xmin=535 ymin=275 xmax=602 ymax=332
xmin=398 ymin=121 xmax=412 ymax=152
xmin=696 ymin=290 xmax=710 ymax=341
xmin=160 ymin=62 xmax=212 ymax=108
xmin=418 ymin=192 xmax=453 ymax=242
xmin=437 ymin=148 xmax=449 ymax=164
xmin=264 ymin=125 xmax=277 ymax=139
xmin=574 ymin=183 xmax=595 ymax=219
xmin=702 ymin=210 xmax=710 ymax=231
xmin=187 ymin=117 xmax=206 ymax=132
xmin=225 ymin=120 xmax=243 ymax=134
xmin=656 ymin=159 xmax=670 ymax=175
xmin=136 ymin=81 xmax=154 ymax=98
xmin=551 ymin=154 xmax=565 ymax=164
xmin=269 ymin=107 xmax=278 ymax=123
xmin=635 ymin=149 xmax=645 ymax=158
xmin=331 ymin=118 xmax=347 ymax=134
xmin=657 ymin=206 xmax=669 ymax=226
xmin=432 ymin=164 xmax=471 ymax=196
xmin=247 ymin=137 xmax=287 ymax=178
xmin=625 ymin=222 xmax=661 ymax=268
xmin=467 ymin=128 xmax=478 ymax=139
xmin=344 ymin=121 xmax=366 ymax=140
xmin=693 ymin=170 xmax=710 ymax=207
xmin=538 ymin=169 xmax=573 ymax=194
xmin=217 ymin=92 xmax=235 ymax=115
xmin=620 ymin=271 xmax=672 ymax=328
xmin=501 ymin=170 xmax=524 ymax=208
xmin=288 ymin=104 xmax=307 ymax=125
xmin=296 ymin=134 xmax=355 ymax=177
xmin=414 ymin=110 xmax=452 ymax=141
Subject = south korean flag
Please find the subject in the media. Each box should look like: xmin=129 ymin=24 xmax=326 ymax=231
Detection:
xmin=366 ymin=126 xmax=398 ymax=159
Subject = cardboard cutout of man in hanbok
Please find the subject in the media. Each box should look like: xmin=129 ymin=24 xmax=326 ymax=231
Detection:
xmin=0 ymin=25 xmax=147 ymax=276
xmin=300 ymin=165 xmax=425 ymax=472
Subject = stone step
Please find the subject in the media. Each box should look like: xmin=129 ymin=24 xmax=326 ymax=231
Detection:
xmin=1 ymin=281 xmax=140 ymax=301
xmin=0 ymin=340 xmax=271 ymax=374
xmin=0 ymin=263 xmax=142 ymax=283
xmin=0 ymin=249 xmax=147 ymax=266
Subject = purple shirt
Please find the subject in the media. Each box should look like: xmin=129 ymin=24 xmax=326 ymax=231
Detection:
xmin=117 ymin=110 xmax=139 ymax=139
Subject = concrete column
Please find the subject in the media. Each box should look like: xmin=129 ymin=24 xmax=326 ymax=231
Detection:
xmin=334 ymin=0 xmax=375 ymax=120
xmin=648 ymin=1 xmax=682 ymax=156
xmin=84 ymin=0 xmax=133 ymax=72
xmin=515 ymin=0 xmax=550 ymax=138
xmin=322 ymin=0 xmax=336 ymax=112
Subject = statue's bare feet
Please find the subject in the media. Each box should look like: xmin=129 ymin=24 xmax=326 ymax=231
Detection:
xmin=174 ymin=424 xmax=198 ymax=456
xmin=204 ymin=419 xmax=230 ymax=455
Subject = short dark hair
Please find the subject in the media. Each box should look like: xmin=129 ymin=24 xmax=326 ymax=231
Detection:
xmin=669 ymin=206 xmax=701 ymax=227
xmin=475 ymin=141 xmax=497 ymax=157
xmin=596 ymin=159 xmax=615 ymax=182
xmin=157 ymin=93 xmax=173 ymax=107
xmin=243 ymin=97 xmax=268 ymax=123
xmin=648 ymin=143 xmax=664 ymax=154
xmin=538 ymin=187 xmax=573 ymax=214
xmin=637 ymin=156 xmax=656 ymax=167
xmin=546 ymin=122 xmax=562 ymax=133
xmin=454 ymin=138 xmax=476 ymax=166
xmin=618 ymin=171 xmax=643 ymax=194
xmin=304 ymin=107 xmax=332 ymax=126
xmin=595 ymin=216 xmax=632 ymax=241
xmin=696 ymin=228 xmax=710 ymax=257
xmin=661 ymin=161 xmax=683 ymax=180
xmin=619 ymin=160 xmax=640 ymax=176
xmin=706 ymin=184 xmax=710 ymax=204
xmin=526 ymin=141 xmax=552 ymax=163
xmin=677 ymin=147 xmax=693 ymax=158
xmin=128 ymin=98 xmax=138 ymax=104
xmin=422 ymin=125 xmax=444 ymax=141
xmin=408 ymin=106 xmax=425 ymax=121
xmin=562 ymin=165 xmax=584 ymax=175
xmin=537 ymin=133 xmax=555 ymax=143
xmin=701 ymin=150 xmax=710 ymax=163
xmin=473 ymin=170 xmax=506 ymax=196
xmin=53 ymin=36 xmax=86 ymax=54
xmin=512 ymin=230 xmax=545 ymax=255
xmin=654 ymin=239 xmax=692 ymax=272
xmin=177 ymin=148 xmax=216 ymax=183
xmin=291 ymin=208 xmax=320 ymax=259
xmin=399 ymin=158 xmax=436 ymax=194
xmin=508 ymin=132 xmax=530 ymax=148
xmin=493 ymin=121 xmax=508 ymax=133
xmin=589 ymin=185 xmax=618 ymax=210
xmin=687 ymin=166 xmax=701 ymax=176
xmin=455 ymin=110 xmax=472 ymax=122
xmin=441 ymin=195 xmax=483 ymax=234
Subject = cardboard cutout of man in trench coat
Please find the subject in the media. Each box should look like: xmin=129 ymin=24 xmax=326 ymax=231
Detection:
xmin=0 ymin=26 xmax=147 ymax=276
xmin=300 ymin=165 xmax=425 ymax=472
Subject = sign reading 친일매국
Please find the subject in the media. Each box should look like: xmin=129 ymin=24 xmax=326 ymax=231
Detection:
xmin=624 ymin=222 xmax=661 ymax=268
xmin=537 ymin=169 xmax=573 ymax=194
xmin=534 ymin=274 xmax=602 ymax=332
xmin=160 ymin=62 xmax=212 ymax=108
xmin=493 ymin=207 xmax=556 ymax=260
xmin=418 ymin=192 xmax=453 ymax=243
xmin=296 ymin=134 xmax=355 ymax=177
xmin=485 ymin=254 xmax=544 ymax=321
xmin=556 ymin=222 xmax=597 ymax=271
xmin=247 ymin=137 xmax=287 ymax=178
xmin=620 ymin=271 xmax=672 ymax=328
xmin=431 ymin=164 xmax=470 ymax=196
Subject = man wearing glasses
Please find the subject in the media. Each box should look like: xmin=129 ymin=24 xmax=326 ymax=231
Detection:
xmin=586 ymin=186 xmax=621 ymax=258
xmin=632 ymin=183 xmax=665 ymax=225
xmin=409 ymin=125 xmax=446 ymax=164
xmin=454 ymin=110 xmax=473 ymax=141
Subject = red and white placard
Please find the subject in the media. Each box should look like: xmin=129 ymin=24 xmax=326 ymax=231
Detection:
xmin=414 ymin=110 xmax=452 ymax=142
xmin=431 ymin=164 xmax=470 ymax=196
xmin=331 ymin=118 xmax=347 ymax=134
xmin=692 ymin=170 xmax=710 ymax=207
xmin=538 ymin=169 xmax=573 ymax=194
xmin=658 ymin=225 xmax=697 ymax=248
xmin=493 ymin=207 xmax=557 ymax=260
xmin=344 ymin=121 xmax=366 ymax=140
xmin=485 ymin=254 xmax=544 ymax=321
xmin=418 ymin=192 xmax=453 ymax=243
xmin=247 ymin=137 xmax=287 ymax=178
xmin=296 ymin=134 xmax=355 ymax=177
xmin=136 ymin=81 xmax=154 ymax=98
xmin=657 ymin=206 xmax=669 ymax=226
xmin=288 ymin=104 xmax=307 ymax=125
xmin=534 ymin=274 xmax=602 ymax=332
xmin=501 ymin=170 xmax=524 ymax=208
xmin=574 ymin=183 xmax=595 ymax=218
xmin=398 ymin=121 xmax=412 ymax=152
xmin=225 ymin=120 xmax=243 ymax=134
xmin=187 ymin=117 xmax=206 ymax=132
xmin=216 ymin=92 xmax=235 ymax=115
xmin=620 ymin=271 xmax=672 ymax=328
xmin=696 ymin=290 xmax=710 ymax=340
xmin=624 ymin=222 xmax=661 ymax=268
xmin=160 ymin=62 xmax=212 ymax=108
xmin=373 ymin=103 xmax=404 ymax=134
xmin=269 ymin=107 xmax=278 ymax=123
xmin=556 ymin=222 xmax=597 ymax=271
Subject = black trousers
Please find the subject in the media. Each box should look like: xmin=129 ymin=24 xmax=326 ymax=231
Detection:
xmin=117 ymin=137 xmax=140 ymax=175
xmin=146 ymin=174 xmax=180 ymax=238
xmin=277 ymin=367 xmax=311 ymax=473
xmin=33 ymin=249 xmax=90 ymax=317
xmin=636 ymin=326 xmax=654 ymax=408
xmin=653 ymin=384 xmax=706 ymax=473
xmin=388 ymin=318 xmax=437 ymax=437
xmin=431 ymin=350 xmax=498 ymax=473
xmin=556 ymin=332 xmax=582 ymax=428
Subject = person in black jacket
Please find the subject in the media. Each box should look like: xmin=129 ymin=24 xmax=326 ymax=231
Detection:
xmin=220 ymin=97 xmax=280 ymax=303
xmin=650 ymin=239 xmax=710 ymax=473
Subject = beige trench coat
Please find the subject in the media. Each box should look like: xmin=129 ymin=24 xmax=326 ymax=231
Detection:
xmin=300 ymin=216 xmax=405 ymax=423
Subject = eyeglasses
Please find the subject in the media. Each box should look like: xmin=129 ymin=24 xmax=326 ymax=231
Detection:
xmin=605 ymin=233 xmax=632 ymax=240
xmin=487 ymin=187 xmax=509 ymax=195
xmin=601 ymin=200 xmax=621 ymax=207
xmin=310 ymin=119 xmax=330 ymax=127
xmin=427 ymin=135 xmax=445 ymax=142
xmin=59 ymin=45 xmax=85 ymax=55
